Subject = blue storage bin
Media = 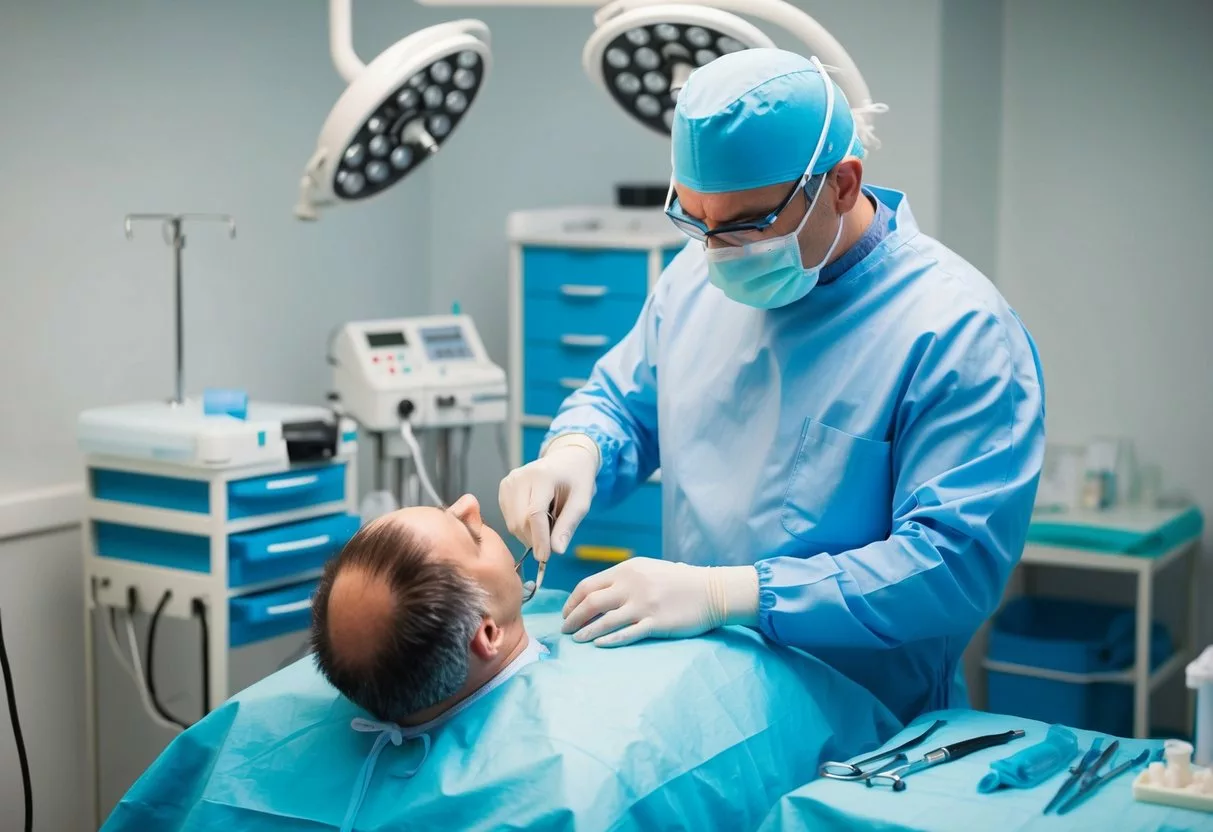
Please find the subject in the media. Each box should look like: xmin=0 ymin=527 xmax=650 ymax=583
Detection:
xmin=227 ymin=464 xmax=346 ymax=520
xmin=987 ymin=597 xmax=1173 ymax=736
xmin=228 ymin=513 xmax=359 ymax=587
xmin=229 ymin=579 xmax=319 ymax=648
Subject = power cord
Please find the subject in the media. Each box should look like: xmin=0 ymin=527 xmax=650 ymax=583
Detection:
xmin=145 ymin=590 xmax=191 ymax=729
xmin=0 ymin=609 xmax=33 ymax=832
xmin=192 ymin=598 xmax=210 ymax=716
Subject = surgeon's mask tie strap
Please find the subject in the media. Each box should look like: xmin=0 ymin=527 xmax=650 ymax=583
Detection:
xmin=341 ymin=718 xmax=429 ymax=832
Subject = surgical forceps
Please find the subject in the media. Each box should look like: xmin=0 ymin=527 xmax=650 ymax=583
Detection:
xmin=1057 ymin=747 xmax=1150 ymax=815
xmin=516 ymin=511 xmax=554 ymax=602
xmin=819 ymin=719 xmax=947 ymax=781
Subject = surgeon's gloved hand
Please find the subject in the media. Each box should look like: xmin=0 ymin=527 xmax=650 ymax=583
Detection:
xmin=499 ymin=433 xmax=600 ymax=564
xmin=561 ymin=558 xmax=760 ymax=647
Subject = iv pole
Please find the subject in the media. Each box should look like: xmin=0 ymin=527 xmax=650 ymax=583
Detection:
xmin=124 ymin=213 xmax=237 ymax=404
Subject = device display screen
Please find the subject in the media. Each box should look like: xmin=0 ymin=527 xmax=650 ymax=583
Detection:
xmin=421 ymin=326 xmax=474 ymax=360
xmin=365 ymin=331 xmax=407 ymax=348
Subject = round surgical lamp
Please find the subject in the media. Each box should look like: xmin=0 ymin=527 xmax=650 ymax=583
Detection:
xmin=584 ymin=0 xmax=885 ymax=147
xmin=295 ymin=0 xmax=492 ymax=220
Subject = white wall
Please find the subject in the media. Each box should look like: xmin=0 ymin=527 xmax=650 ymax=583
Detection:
xmin=997 ymin=0 xmax=1213 ymax=670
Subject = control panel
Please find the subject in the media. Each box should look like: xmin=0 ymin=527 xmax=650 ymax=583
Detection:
xmin=332 ymin=315 xmax=508 ymax=431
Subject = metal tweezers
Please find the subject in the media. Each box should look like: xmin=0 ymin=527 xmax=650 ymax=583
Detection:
xmin=819 ymin=719 xmax=947 ymax=781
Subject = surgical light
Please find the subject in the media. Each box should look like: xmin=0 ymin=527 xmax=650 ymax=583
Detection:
xmin=583 ymin=0 xmax=886 ymax=147
xmin=583 ymin=2 xmax=774 ymax=136
xmin=295 ymin=0 xmax=492 ymax=220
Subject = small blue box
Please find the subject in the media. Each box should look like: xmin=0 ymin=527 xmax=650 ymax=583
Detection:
xmin=987 ymin=597 xmax=1173 ymax=736
xmin=203 ymin=388 xmax=249 ymax=420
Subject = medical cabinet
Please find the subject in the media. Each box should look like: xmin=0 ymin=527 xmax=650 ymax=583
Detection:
xmin=79 ymin=399 xmax=359 ymax=822
xmin=507 ymin=206 xmax=683 ymax=588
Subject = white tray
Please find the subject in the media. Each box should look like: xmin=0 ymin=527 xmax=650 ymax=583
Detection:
xmin=1133 ymin=765 xmax=1213 ymax=813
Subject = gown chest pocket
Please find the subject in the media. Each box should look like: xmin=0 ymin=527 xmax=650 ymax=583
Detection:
xmin=781 ymin=418 xmax=894 ymax=552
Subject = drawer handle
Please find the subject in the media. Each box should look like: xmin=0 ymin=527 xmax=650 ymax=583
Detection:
xmin=231 ymin=473 xmax=323 ymax=500
xmin=559 ymin=284 xmax=609 ymax=298
xmin=265 ymin=474 xmax=319 ymax=491
xmin=265 ymin=534 xmax=332 ymax=556
xmin=574 ymin=545 xmax=633 ymax=563
xmin=266 ymin=599 xmax=313 ymax=616
xmin=559 ymin=377 xmax=589 ymax=390
xmin=560 ymin=334 xmax=609 ymax=348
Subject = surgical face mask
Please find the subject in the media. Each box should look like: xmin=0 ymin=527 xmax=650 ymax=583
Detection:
xmin=702 ymin=55 xmax=845 ymax=310
xmin=704 ymin=182 xmax=844 ymax=309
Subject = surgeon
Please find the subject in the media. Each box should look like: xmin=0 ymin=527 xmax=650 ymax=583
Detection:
xmin=499 ymin=48 xmax=1046 ymax=723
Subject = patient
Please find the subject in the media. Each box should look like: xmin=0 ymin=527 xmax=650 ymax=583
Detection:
xmin=311 ymin=493 xmax=534 ymax=728
xmin=104 ymin=494 xmax=902 ymax=832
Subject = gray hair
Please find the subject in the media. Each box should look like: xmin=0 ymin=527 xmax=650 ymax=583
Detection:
xmin=311 ymin=520 xmax=489 ymax=722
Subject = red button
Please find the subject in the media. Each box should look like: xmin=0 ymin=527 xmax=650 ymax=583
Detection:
xmin=389 ymin=367 xmax=396 ymax=374
xmin=386 ymin=353 xmax=395 ymax=361
xmin=372 ymin=356 xmax=379 ymax=363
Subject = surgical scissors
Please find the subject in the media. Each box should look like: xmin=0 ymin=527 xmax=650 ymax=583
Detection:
xmin=819 ymin=719 xmax=946 ymax=781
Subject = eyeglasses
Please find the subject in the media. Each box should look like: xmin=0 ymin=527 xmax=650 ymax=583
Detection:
xmin=663 ymin=175 xmax=820 ymax=247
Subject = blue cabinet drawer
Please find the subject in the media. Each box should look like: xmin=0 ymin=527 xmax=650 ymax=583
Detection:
xmin=523 ymin=247 xmax=650 ymax=298
xmin=538 ymin=555 xmax=611 ymax=594
xmin=94 ymin=522 xmax=210 ymax=572
xmin=526 ymin=525 xmax=661 ymax=594
xmin=92 ymin=469 xmax=210 ymax=513
xmin=230 ymin=579 xmax=319 ymax=648
xmin=568 ymin=522 xmax=661 ymax=560
xmin=521 ymin=428 xmax=661 ymax=528
xmin=229 ymin=513 xmax=359 ymax=588
xmin=523 ymin=293 xmax=642 ymax=348
xmin=227 ymin=464 xmax=347 ymax=520
xmin=524 ymin=378 xmax=585 ymax=418
xmin=525 ymin=338 xmax=613 ymax=383
xmin=588 ymin=484 xmax=661 ymax=529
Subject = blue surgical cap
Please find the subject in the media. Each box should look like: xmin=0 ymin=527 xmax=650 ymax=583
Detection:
xmin=671 ymin=48 xmax=863 ymax=194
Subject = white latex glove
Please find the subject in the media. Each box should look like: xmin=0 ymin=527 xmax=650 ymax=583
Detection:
xmin=561 ymin=557 xmax=760 ymax=647
xmin=499 ymin=433 xmax=600 ymax=563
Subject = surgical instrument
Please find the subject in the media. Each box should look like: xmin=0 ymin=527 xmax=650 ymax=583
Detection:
xmin=517 ymin=511 xmax=555 ymax=602
xmin=1058 ymin=748 xmax=1150 ymax=815
xmin=1043 ymin=742 xmax=1115 ymax=815
xmin=1042 ymin=738 xmax=1113 ymax=814
xmin=866 ymin=729 xmax=1026 ymax=791
xmin=820 ymin=718 xmax=946 ymax=781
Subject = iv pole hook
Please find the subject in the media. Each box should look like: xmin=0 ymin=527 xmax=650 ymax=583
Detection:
xmin=124 ymin=213 xmax=237 ymax=405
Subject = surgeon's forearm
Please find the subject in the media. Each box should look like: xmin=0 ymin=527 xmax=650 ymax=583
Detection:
xmin=754 ymin=525 xmax=1007 ymax=650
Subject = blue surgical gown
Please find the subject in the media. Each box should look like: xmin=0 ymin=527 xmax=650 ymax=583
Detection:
xmin=545 ymin=186 xmax=1047 ymax=724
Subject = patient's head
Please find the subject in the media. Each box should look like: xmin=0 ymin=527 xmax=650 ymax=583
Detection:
xmin=311 ymin=494 xmax=527 ymax=724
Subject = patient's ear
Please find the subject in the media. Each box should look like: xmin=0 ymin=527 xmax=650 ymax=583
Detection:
xmin=468 ymin=615 xmax=505 ymax=660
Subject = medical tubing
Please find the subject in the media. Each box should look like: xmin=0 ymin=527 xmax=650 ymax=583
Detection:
xmin=146 ymin=590 xmax=192 ymax=730
xmin=193 ymin=598 xmax=210 ymax=717
xmin=399 ymin=420 xmax=443 ymax=507
xmin=0 ymin=610 xmax=33 ymax=832
xmin=122 ymin=614 xmax=187 ymax=732
xmin=94 ymin=579 xmax=183 ymax=732
xmin=105 ymin=595 xmax=185 ymax=732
